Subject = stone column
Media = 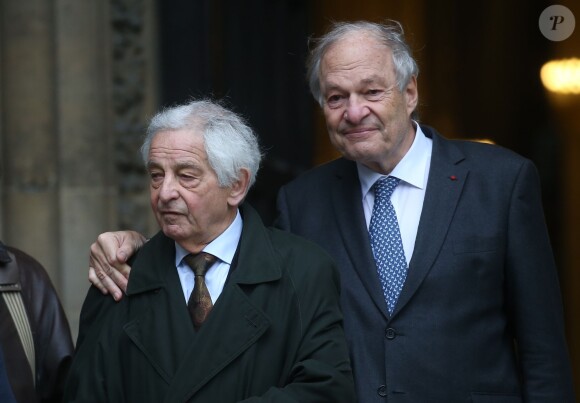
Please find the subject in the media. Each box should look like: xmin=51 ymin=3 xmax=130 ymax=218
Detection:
xmin=54 ymin=0 xmax=117 ymax=336
xmin=0 ymin=0 xmax=122 ymax=338
xmin=1 ymin=1 xmax=61 ymax=282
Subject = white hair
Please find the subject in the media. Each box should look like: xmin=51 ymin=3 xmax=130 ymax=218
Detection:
xmin=140 ymin=99 xmax=263 ymax=188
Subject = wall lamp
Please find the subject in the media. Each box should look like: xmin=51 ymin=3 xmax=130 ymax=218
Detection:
xmin=541 ymin=58 xmax=580 ymax=94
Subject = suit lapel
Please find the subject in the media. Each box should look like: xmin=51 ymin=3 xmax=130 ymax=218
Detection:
xmin=330 ymin=160 xmax=390 ymax=319
xmin=123 ymin=254 xmax=270 ymax=402
xmin=123 ymin=235 xmax=195 ymax=384
xmin=393 ymin=129 xmax=467 ymax=317
xmin=164 ymin=284 xmax=270 ymax=402
xmin=163 ymin=205 xmax=276 ymax=402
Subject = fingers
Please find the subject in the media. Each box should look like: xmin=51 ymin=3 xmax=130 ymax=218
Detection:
xmin=89 ymin=238 xmax=129 ymax=301
xmin=108 ymin=263 xmax=130 ymax=294
xmin=88 ymin=266 xmax=109 ymax=295
xmin=87 ymin=230 xmax=145 ymax=301
xmin=96 ymin=232 xmax=126 ymax=263
xmin=90 ymin=237 xmax=118 ymax=277
xmin=88 ymin=264 xmax=125 ymax=301
xmin=117 ymin=231 xmax=147 ymax=262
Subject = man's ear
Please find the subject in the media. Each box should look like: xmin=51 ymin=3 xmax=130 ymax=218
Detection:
xmin=405 ymin=75 xmax=418 ymax=115
xmin=227 ymin=168 xmax=251 ymax=207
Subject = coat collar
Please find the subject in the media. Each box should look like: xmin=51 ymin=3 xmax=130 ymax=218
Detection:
xmin=0 ymin=242 xmax=20 ymax=290
xmin=126 ymin=203 xmax=282 ymax=296
xmin=0 ymin=242 xmax=11 ymax=264
xmin=122 ymin=203 xmax=279 ymax=400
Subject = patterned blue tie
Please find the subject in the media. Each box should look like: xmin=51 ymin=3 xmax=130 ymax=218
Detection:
xmin=369 ymin=176 xmax=407 ymax=314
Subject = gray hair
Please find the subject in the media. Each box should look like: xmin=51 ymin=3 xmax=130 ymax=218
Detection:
xmin=140 ymin=99 xmax=262 ymax=189
xmin=306 ymin=20 xmax=419 ymax=106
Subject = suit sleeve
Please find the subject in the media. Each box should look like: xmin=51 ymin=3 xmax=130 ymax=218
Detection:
xmin=239 ymin=247 xmax=355 ymax=403
xmin=505 ymin=159 xmax=575 ymax=401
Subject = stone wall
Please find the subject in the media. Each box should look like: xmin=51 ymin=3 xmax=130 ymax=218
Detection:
xmin=0 ymin=0 xmax=157 ymax=338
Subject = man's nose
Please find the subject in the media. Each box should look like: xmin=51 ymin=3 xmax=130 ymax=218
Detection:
xmin=158 ymin=176 xmax=179 ymax=201
xmin=344 ymin=96 xmax=370 ymax=123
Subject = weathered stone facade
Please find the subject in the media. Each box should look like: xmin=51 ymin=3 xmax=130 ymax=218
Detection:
xmin=0 ymin=0 xmax=156 ymax=337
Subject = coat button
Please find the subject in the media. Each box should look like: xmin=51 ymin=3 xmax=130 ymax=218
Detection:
xmin=377 ymin=385 xmax=387 ymax=397
xmin=385 ymin=327 xmax=396 ymax=339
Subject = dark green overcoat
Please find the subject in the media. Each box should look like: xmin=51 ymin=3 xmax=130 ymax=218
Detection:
xmin=64 ymin=204 xmax=355 ymax=402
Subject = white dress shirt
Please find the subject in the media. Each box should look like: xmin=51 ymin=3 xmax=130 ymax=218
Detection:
xmin=357 ymin=124 xmax=433 ymax=264
xmin=175 ymin=209 xmax=243 ymax=304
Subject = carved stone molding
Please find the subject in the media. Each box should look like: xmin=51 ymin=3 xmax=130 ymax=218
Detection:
xmin=110 ymin=0 xmax=150 ymax=232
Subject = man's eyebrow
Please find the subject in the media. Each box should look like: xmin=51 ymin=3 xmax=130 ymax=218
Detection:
xmin=324 ymin=75 xmax=387 ymax=90
xmin=322 ymin=82 xmax=343 ymax=92
xmin=175 ymin=161 xmax=200 ymax=170
xmin=146 ymin=160 xmax=199 ymax=169
xmin=361 ymin=77 xmax=379 ymax=85
xmin=146 ymin=161 xmax=159 ymax=170
xmin=360 ymin=74 xmax=390 ymax=85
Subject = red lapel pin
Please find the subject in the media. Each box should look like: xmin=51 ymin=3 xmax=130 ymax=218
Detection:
xmin=449 ymin=175 xmax=458 ymax=181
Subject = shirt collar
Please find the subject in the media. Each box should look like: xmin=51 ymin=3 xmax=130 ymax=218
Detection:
xmin=174 ymin=209 xmax=243 ymax=267
xmin=357 ymin=123 xmax=431 ymax=197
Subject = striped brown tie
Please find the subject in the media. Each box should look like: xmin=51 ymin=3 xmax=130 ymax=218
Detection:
xmin=184 ymin=252 xmax=217 ymax=330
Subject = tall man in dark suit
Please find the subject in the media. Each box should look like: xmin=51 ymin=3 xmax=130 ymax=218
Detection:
xmin=87 ymin=21 xmax=575 ymax=402
xmin=65 ymin=99 xmax=355 ymax=402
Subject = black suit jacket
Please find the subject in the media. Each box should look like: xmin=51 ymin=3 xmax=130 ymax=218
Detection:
xmin=275 ymin=126 xmax=575 ymax=402
xmin=64 ymin=204 xmax=355 ymax=402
